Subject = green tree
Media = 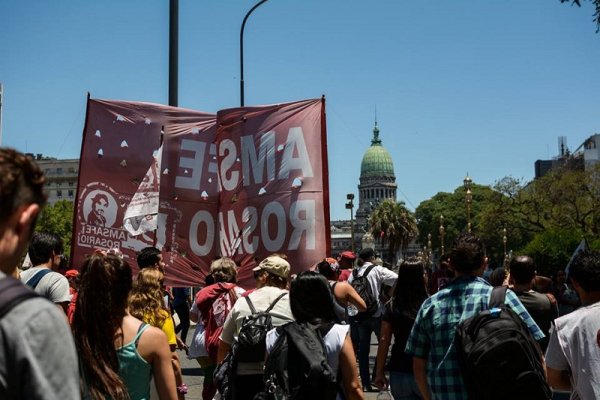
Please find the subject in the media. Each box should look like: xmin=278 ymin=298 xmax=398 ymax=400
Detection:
xmin=415 ymin=184 xmax=501 ymax=262
xmin=368 ymin=200 xmax=418 ymax=265
xmin=561 ymin=0 xmax=600 ymax=31
xmin=36 ymin=200 xmax=74 ymax=259
xmin=520 ymin=228 xmax=582 ymax=278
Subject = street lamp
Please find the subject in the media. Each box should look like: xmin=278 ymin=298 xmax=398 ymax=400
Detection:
xmin=463 ymin=174 xmax=473 ymax=233
xmin=502 ymin=227 xmax=510 ymax=267
xmin=240 ymin=0 xmax=269 ymax=106
xmin=439 ymin=215 xmax=445 ymax=255
xmin=427 ymin=233 xmax=432 ymax=269
xmin=345 ymin=193 xmax=355 ymax=252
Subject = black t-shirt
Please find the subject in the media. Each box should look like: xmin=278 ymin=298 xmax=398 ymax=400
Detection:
xmin=514 ymin=290 xmax=558 ymax=352
xmin=382 ymin=305 xmax=416 ymax=373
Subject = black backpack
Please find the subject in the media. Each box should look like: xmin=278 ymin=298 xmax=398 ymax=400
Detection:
xmin=255 ymin=322 xmax=338 ymax=400
xmin=455 ymin=286 xmax=552 ymax=400
xmin=235 ymin=292 xmax=287 ymax=362
xmin=349 ymin=265 xmax=378 ymax=321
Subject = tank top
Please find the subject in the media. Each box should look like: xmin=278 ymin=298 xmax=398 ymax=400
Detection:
xmin=117 ymin=323 xmax=152 ymax=400
xmin=329 ymin=281 xmax=348 ymax=324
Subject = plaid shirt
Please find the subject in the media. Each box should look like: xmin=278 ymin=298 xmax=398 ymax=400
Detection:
xmin=405 ymin=275 xmax=544 ymax=400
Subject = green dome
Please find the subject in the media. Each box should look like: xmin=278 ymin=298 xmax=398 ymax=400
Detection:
xmin=360 ymin=124 xmax=395 ymax=178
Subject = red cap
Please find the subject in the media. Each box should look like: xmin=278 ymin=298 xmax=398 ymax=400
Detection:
xmin=338 ymin=251 xmax=356 ymax=261
xmin=65 ymin=269 xmax=79 ymax=279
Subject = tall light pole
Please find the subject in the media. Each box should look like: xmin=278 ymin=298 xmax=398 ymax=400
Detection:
xmin=0 ymin=83 xmax=3 ymax=146
xmin=427 ymin=233 xmax=432 ymax=269
xmin=439 ymin=215 xmax=445 ymax=255
xmin=463 ymin=174 xmax=473 ymax=232
xmin=169 ymin=0 xmax=178 ymax=107
xmin=503 ymin=227 xmax=510 ymax=267
xmin=240 ymin=0 xmax=269 ymax=107
xmin=346 ymin=193 xmax=355 ymax=252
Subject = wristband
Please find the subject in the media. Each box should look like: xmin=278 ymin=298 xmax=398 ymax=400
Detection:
xmin=177 ymin=383 xmax=188 ymax=394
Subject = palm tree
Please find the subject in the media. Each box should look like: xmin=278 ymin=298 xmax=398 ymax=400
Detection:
xmin=368 ymin=199 xmax=418 ymax=265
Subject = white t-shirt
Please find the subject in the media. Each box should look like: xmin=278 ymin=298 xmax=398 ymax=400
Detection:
xmin=545 ymin=301 xmax=600 ymax=400
xmin=188 ymin=301 xmax=208 ymax=359
xmin=19 ymin=267 xmax=70 ymax=304
xmin=347 ymin=262 xmax=398 ymax=317
xmin=220 ymin=286 xmax=294 ymax=375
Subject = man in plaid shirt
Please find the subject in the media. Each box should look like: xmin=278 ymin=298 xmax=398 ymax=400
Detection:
xmin=405 ymin=233 xmax=544 ymax=400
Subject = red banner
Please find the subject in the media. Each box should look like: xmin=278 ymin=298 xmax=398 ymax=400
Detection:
xmin=72 ymin=98 xmax=330 ymax=287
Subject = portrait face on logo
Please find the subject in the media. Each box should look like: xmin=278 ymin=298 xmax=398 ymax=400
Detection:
xmin=84 ymin=190 xmax=117 ymax=227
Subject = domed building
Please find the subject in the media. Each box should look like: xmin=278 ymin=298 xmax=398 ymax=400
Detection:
xmin=355 ymin=122 xmax=398 ymax=229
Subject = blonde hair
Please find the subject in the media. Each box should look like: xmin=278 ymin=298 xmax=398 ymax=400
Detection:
xmin=210 ymin=257 xmax=238 ymax=283
xmin=129 ymin=268 xmax=167 ymax=327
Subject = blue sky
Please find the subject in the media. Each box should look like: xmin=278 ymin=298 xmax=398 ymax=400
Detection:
xmin=1 ymin=1 xmax=598 ymax=220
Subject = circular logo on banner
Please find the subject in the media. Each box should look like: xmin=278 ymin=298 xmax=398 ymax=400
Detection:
xmin=79 ymin=183 xmax=119 ymax=228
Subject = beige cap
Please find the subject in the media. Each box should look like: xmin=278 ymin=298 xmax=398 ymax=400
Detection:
xmin=252 ymin=256 xmax=290 ymax=279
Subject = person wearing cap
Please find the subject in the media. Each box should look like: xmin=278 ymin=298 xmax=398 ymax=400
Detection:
xmin=338 ymin=250 xmax=357 ymax=282
xmin=65 ymin=269 xmax=80 ymax=324
xmin=348 ymin=247 xmax=398 ymax=391
xmin=218 ymin=256 xmax=295 ymax=400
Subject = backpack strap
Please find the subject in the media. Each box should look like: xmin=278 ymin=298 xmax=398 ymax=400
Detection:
xmin=489 ymin=286 xmax=507 ymax=309
xmin=265 ymin=292 xmax=287 ymax=313
xmin=244 ymin=295 xmax=257 ymax=314
xmin=352 ymin=264 xmax=376 ymax=280
xmin=0 ymin=276 xmax=38 ymax=318
xmin=25 ymin=269 xmax=54 ymax=289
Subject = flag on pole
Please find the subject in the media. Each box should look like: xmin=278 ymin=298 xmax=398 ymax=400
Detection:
xmin=123 ymin=145 xmax=162 ymax=236
xmin=565 ymin=238 xmax=588 ymax=278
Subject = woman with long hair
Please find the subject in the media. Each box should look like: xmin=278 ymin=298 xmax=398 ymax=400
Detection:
xmin=266 ymin=271 xmax=364 ymax=400
xmin=72 ymin=253 xmax=177 ymax=400
xmin=374 ymin=259 xmax=429 ymax=400
xmin=129 ymin=268 xmax=186 ymax=399
xmin=316 ymin=258 xmax=366 ymax=323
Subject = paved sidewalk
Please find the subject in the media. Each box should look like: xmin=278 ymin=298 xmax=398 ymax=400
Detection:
xmin=177 ymin=324 xmax=383 ymax=400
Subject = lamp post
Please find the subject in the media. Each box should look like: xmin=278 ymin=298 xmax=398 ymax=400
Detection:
xmin=439 ymin=215 xmax=445 ymax=255
xmin=240 ymin=0 xmax=269 ymax=107
xmin=502 ymin=227 xmax=509 ymax=267
xmin=463 ymin=174 xmax=473 ymax=232
xmin=345 ymin=193 xmax=355 ymax=252
xmin=427 ymin=233 xmax=432 ymax=269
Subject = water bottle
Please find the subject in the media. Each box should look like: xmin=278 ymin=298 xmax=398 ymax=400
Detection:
xmin=376 ymin=389 xmax=393 ymax=400
xmin=347 ymin=304 xmax=358 ymax=317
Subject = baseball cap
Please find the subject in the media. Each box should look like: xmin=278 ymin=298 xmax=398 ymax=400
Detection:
xmin=252 ymin=256 xmax=290 ymax=279
xmin=65 ymin=269 xmax=79 ymax=279
xmin=338 ymin=251 xmax=356 ymax=261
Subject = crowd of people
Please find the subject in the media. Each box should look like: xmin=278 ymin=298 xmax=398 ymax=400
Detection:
xmin=1 ymin=146 xmax=599 ymax=400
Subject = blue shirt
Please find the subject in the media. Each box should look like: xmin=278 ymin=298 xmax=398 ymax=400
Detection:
xmin=405 ymin=276 xmax=544 ymax=400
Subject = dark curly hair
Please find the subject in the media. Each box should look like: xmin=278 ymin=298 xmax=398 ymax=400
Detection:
xmin=450 ymin=232 xmax=486 ymax=273
xmin=0 ymin=148 xmax=46 ymax=222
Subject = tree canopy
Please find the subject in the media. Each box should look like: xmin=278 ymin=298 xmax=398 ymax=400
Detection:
xmin=561 ymin=0 xmax=600 ymax=31
xmin=368 ymin=199 xmax=418 ymax=264
xmin=416 ymin=164 xmax=600 ymax=275
xmin=36 ymin=200 xmax=74 ymax=260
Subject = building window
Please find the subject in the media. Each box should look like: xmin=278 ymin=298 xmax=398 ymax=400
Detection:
xmin=56 ymin=168 xmax=63 ymax=175
xmin=68 ymin=190 xmax=74 ymax=197
xmin=68 ymin=182 xmax=74 ymax=186
xmin=68 ymin=167 xmax=75 ymax=173
xmin=56 ymin=190 xmax=62 ymax=197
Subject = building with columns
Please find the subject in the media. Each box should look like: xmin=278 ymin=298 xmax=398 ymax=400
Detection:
xmin=355 ymin=122 xmax=397 ymax=230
